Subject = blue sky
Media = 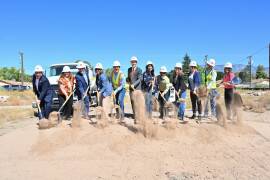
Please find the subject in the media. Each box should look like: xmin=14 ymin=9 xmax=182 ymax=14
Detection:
xmin=0 ymin=0 xmax=269 ymax=74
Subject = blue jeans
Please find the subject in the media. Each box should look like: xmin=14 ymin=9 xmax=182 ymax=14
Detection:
xmin=115 ymin=88 xmax=126 ymax=118
xmin=204 ymin=89 xmax=218 ymax=117
xmin=83 ymin=96 xmax=90 ymax=116
xmin=176 ymin=90 xmax=186 ymax=120
xmin=144 ymin=92 xmax=153 ymax=117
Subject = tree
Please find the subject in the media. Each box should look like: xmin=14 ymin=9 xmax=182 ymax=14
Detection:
xmin=181 ymin=53 xmax=191 ymax=82
xmin=105 ymin=68 xmax=113 ymax=79
xmin=239 ymin=64 xmax=251 ymax=83
xmin=256 ymin=64 xmax=267 ymax=79
xmin=0 ymin=67 xmax=31 ymax=82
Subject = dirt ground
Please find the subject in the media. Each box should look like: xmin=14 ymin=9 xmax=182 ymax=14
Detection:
xmin=0 ymin=103 xmax=270 ymax=180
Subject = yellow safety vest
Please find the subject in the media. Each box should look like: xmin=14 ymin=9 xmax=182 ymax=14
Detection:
xmin=206 ymin=70 xmax=217 ymax=89
xmin=111 ymin=71 xmax=123 ymax=90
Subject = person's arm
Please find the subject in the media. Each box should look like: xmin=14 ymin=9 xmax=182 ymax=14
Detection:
xmin=99 ymin=75 xmax=107 ymax=94
xmin=76 ymin=76 xmax=85 ymax=96
xmin=38 ymin=79 xmax=50 ymax=101
xmin=59 ymin=80 xmax=68 ymax=97
xmin=132 ymin=68 xmax=142 ymax=87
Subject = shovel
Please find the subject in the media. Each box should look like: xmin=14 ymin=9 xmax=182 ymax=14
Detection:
xmin=35 ymin=96 xmax=49 ymax=129
xmin=57 ymin=88 xmax=76 ymax=123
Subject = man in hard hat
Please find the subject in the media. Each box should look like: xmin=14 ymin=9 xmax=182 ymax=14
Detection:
xmin=141 ymin=61 xmax=155 ymax=118
xmin=188 ymin=61 xmax=202 ymax=120
xmin=203 ymin=58 xmax=218 ymax=119
xmin=75 ymin=61 xmax=91 ymax=119
xmin=95 ymin=63 xmax=113 ymax=105
xmin=110 ymin=60 xmax=126 ymax=121
xmin=32 ymin=65 xmax=53 ymax=119
xmin=154 ymin=66 xmax=171 ymax=119
xmin=172 ymin=62 xmax=187 ymax=122
xmin=127 ymin=56 xmax=142 ymax=119
xmin=58 ymin=66 xmax=76 ymax=120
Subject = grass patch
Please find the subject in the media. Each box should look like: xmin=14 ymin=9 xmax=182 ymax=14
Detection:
xmin=0 ymin=108 xmax=34 ymax=127
xmin=0 ymin=90 xmax=34 ymax=106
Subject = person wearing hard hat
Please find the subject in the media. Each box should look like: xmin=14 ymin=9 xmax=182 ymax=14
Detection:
xmin=110 ymin=60 xmax=126 ymax=120
xmin=172 ymin=62 xmax=187 ymax=122
xmin=221 ymin=62 xmax=235 ymax=120
xmin=32 ymin=65 xmax=53 ymax=119
xmin=203 ymin=58 xmax=219 ymax=119
xmin=188 ymin=60 xmax=202 ymax=120
xmin=154 ymin=66 xmax=171 ymax=119
xmin=141 ymin=61 xmax=155 ymax=118
xmin=58 ymin=66 xmax=76 ymax=120
xmin=75 ymin=61 xmax=91 ymax=119
xmin=95 ymin=63 xmax=113 ymax=105
xmin=127 ymin=56 xmax=143 ymax=119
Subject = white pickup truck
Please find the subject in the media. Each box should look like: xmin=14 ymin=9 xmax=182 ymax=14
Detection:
xmin=47 ymin=62 xmax=97 ymax=110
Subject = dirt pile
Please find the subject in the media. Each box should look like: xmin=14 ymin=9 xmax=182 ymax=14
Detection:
xmin=72 ymin=101 xmax=82 ymax=128
xmin=132 ymin=90 xmax=159 ymax=138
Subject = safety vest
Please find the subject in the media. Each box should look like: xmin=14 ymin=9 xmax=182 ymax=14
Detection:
xmin=206 ymin=70 xmax=217 ymax=89
xmin=111 ymin=71 xmax=123 ymax=90
xmin=158 ymin=75 xmax=170 ymax=92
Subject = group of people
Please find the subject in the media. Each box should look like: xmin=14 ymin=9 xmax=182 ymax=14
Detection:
xmin=32 ymin=56 xmax=237 ymax=123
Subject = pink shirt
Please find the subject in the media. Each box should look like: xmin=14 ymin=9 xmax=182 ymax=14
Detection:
xmin=223 ymin=72 xmax=235 ymax=89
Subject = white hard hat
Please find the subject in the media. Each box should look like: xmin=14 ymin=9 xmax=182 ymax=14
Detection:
xmin=130 ymin=56 xmax=138 ymax=62
xmin=224 ymin=62 xmax=233 ymax=69
xmin=207 ymin=58 xmax=216 ymax=67
xmin=160 ymin=66 xmax=167 ymax=73
xmin=76 ymin=61 xmax=86 ymax=69
xmin=175 ymin=62 xmax=182 ymax=69
xmin=34 ymin=65 xmax=44 ymax=72
xmin=189 ymin=61 xmax=197 ymax=67
xmin=113 ymin=60 xmax=121 ymax=67
xmin=146 ymin=61 xmax=153 ymax=66
xmin=62 ymin=66 xmax=71 ymax=73
xmin=95 ymin=63 xmax=103 ymax=70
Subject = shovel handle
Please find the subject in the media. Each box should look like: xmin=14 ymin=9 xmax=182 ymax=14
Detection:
xmin=35 ymin=95 xmax=43 ymax=119
xmin=58 ymin=88 xmax=76 ymax=113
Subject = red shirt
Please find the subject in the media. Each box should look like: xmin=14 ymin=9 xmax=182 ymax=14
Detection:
xmin=223 ymin=72 xmax=235 ymax=89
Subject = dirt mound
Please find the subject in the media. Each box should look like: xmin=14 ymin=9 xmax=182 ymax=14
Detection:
xmin=72 ymin=101 xmax=82 ymax=128
xmin=132 ymin=90 xmax=159 ymax=138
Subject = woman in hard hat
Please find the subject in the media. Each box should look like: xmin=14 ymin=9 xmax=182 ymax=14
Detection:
xmin=58 ymin=66 xmax=75 ymax=120
xmin=203 ymin=59 xmax=218 ymax=119
xmin=75 ymin=61 xmax=91 ymax=119
xmin=110 ymin=60 xmax=126 ymax=120
xmin=154 ymin=66 xmax=170 ymax=119
xmin=188 ymin=61 xmax=202 ymax=120
xmin=221 ymin=62 xmax=235 ymax=120
xmin=142 ymin=61 xmax=155 ymax=118
xmin=32 ymin=65 xmax=53 ymax=119
xmin=172 ymin=62 xmax=187 ymax=122
xmin=95 ymin=63 xmax=113 ymax=105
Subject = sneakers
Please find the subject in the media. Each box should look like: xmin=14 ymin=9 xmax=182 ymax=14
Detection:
xmin=190 ymin=114 xmax=196 ymax=119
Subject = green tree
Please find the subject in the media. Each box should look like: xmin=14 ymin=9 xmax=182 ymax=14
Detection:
xmin=256 ymin=64 xmax=267 ymax=79
xmin=105 ymin=68 xmax=113 ymax=79
xmin=239 ymin=64 xmax=251 ymax=83
xmin=181 ymin=53 xmax=191 ymax=82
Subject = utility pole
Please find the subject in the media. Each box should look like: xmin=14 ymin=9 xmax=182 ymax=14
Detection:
xmin=19 ymin=51 xmax=24 ymax=87
xmin=248 ymin=56 xmax=252 ymax=88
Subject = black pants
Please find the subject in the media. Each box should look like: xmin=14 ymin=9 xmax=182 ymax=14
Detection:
xmin=58 ymin=94 xmax=73 ymax=118
xmin=158 ymin=91 xmax=169 ymax=119
xmin=224 ymin=88 xmax=234 ymax=118
xmin=39 ymin=100 xmax=52 ymax=119
xmin=130 ymin=91 xmax=136 ymax=118
xmin=190 ymin=91 xmax=202 ymax=116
